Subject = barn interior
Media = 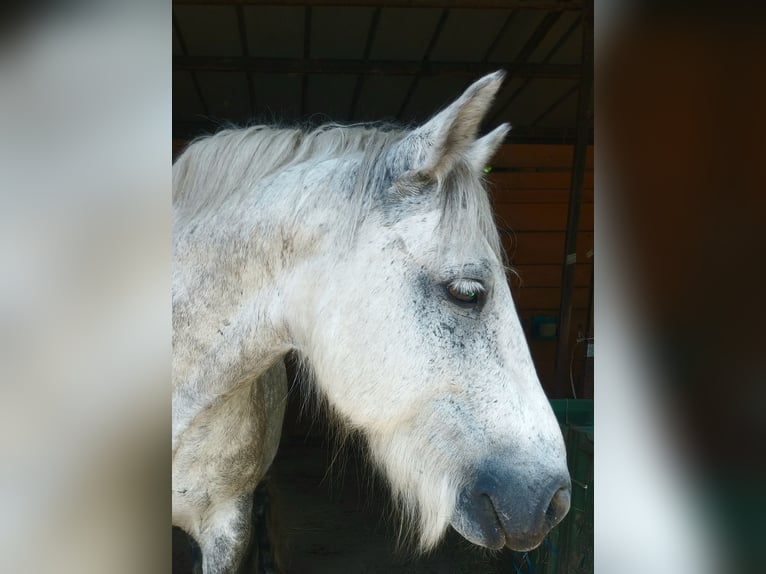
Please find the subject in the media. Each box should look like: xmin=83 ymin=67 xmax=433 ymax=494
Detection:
xmin=172 ymin=1 xmax=593 ymax=572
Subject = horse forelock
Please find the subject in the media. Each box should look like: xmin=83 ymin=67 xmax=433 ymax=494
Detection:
xmin=434 ymin=161 xmax=505 ymax=265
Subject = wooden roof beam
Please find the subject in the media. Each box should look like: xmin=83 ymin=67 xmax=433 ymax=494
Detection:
xmin=491 ymin=13 xmax=582 ymax=124
xmin=173 ymin=118 xmax=593 ymax=144
xmin=172 ymin=1 xmax=583 ymax=10
xmin=300 ymin=6 xmax=312 ymax=117
xmin=172 ymin=11 xmax=209 ymax=116
xmin=396 ymin=7 xmax=450 ymax=119
xmin=348 ymin=6 xmax=382 ymax=120
xmin=173 ymin=56 xmax=580 ymax=79
xmin=487 ymin=10 xmax=562 ymax=124
xmin=529 ymin=82 xmax=579 ymax=126
xmin=235 ymin=5 xmax=256 ymax=115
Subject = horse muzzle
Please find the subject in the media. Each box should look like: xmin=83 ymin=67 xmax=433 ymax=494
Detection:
xmin=450 ymin=462 xmax=571 ymax=551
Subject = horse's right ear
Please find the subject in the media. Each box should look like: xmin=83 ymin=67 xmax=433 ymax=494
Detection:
xmin=392 ymin=71 xmax=505 ymax=181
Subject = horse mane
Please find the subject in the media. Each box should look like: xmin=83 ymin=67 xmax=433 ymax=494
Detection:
xmin=172 ymin=122 xmax=504 ymax=264
xmin=173 ymin=123 xmax=405 ymax=222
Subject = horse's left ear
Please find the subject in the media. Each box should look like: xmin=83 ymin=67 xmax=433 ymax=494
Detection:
xmin=400 ymin=71 xmax=506 ymax=178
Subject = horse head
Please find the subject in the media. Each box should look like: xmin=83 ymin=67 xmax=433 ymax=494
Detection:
xmin=288 ymin=72 xmax=570 ymax=552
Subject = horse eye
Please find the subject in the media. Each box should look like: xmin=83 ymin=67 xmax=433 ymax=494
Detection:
xmin=447 ymin=284 xmax=480 ymax=305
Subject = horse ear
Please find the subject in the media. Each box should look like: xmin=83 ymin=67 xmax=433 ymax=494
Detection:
xmin=468 ymin=123 xmax=510 ymax=174
xmin=402 ymin=70 xmax=506 ymax=177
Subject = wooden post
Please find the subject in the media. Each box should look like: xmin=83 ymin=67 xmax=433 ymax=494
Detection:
xmin=553 ymin=0 xmax=592 ymax=397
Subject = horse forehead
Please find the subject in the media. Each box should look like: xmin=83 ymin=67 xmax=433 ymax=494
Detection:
xmin=384 ymin=211 xmax=499 ymax=265
xmin=389 ymin=210 xmax=440 ymax=241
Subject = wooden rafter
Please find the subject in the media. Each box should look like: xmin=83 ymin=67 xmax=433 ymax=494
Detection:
xmin=172 ymin=1 xmax=582 ymax=10
xmin=300 ymin=7 xmax=312 ymax=116
xmin=173 ymin=117 xmax=592 ymax=144
xmin=173 ymin=11 xmax=209 ymax=117
xmin=487 ymin=10 xmax=562 ymax=125
xmin=530 ymin=82 xmax=579 ymax=126
xmin=492 ymin=13 xmax=581 ymax=123
xmin=482 ymin=9 xmax=518 ymax=63
xmin=348 ymin=6 xmax=382 ymax=120
xmin=396 ymin=8 xmax=449 ymax=119
xmin=553 ymin=0 xmax=593 ymax=397
xmin=235 ymin=5 xmax=255 ymax=115
xmin=173 ymin=56 xmax=580 ymax=79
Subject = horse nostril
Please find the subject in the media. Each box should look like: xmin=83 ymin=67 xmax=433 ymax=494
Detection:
xmin=545 ymin=485 xmax=571 ymax=528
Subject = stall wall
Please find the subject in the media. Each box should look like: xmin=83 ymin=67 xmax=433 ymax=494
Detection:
xmin=489 ymin=144 xmax=594 ymax=396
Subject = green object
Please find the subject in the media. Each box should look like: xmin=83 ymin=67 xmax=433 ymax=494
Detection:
xmin=532 ymin=314 xmax=558 ymax=339
xmin=550 ymin=399 xmax=593 ymax=574
xmin=484 ymin=165 xmax=493 ymax=174
xmin=550 ymin=398 xmax=593 ymax=431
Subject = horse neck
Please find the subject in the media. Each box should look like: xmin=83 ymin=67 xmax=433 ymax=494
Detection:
xmin=172 ymin=156 xmax=354 ymax=401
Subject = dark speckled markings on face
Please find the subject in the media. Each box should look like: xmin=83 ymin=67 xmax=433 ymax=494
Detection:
xmin=410 ymin=263 xmax=502 ymax=359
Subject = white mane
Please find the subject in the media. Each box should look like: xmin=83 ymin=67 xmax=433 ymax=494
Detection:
xmin=173 ymin=124 xmax=400 ymax=219
xmin=172 ymin=122 xmax=503 ymax=262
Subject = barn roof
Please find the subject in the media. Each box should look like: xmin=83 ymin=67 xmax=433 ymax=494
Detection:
xmin=172 ymin=0 xmax=593 ymax=144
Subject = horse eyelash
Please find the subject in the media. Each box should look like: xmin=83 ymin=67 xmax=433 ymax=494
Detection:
xmin=448 ymin=279 xmax=485 ymax=295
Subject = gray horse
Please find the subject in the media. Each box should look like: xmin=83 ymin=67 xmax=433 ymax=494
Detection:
xmin=172 ymin=71 xmax=570 ymax=573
